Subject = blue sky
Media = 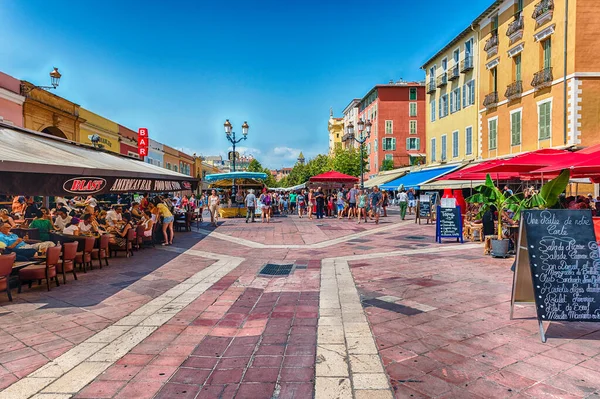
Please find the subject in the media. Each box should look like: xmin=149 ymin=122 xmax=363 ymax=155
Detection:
xmin=1 ymin=0 xmax=490 ymax=168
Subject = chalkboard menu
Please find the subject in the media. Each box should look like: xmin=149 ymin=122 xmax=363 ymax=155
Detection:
xmin=523 ymin=210 xmax=600 ymax=324
xmin=425 ymin=191 xmax=439 ymax=206
xmin=436 ymin=206 xmax=463 ymax=243
xmin=419 ymin=201 xmax=431 ymax=218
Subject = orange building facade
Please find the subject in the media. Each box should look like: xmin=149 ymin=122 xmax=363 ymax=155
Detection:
xmin=479 ymin=0 xmax=600 ymax=159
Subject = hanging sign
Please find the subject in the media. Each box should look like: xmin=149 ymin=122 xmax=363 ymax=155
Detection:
xmin=137 ymin=128 xmax=149 ymax=158
xmin=510 ymin=209 xmax=600 ymax=343
xmin=138 ymin=137 xmax=148 ymax=147
xmin=138 ymin=128 xmax=148 ymax=137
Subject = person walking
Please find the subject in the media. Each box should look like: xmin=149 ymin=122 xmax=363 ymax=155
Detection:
xmin=397 ymin=189 xmax=408 ymax=220
xmin=297 ymin=190 xmax=306 ymax=218
xmin=315 ymin=187 xmax=325 ymax=219
xmin=370 ymin=186 xmax=384 ymax=225
xmin=289 ymin=191 xmax=297 ymax=214
xmin=382 ymin=191 xmax=389 ymax=217
xmin=245 ymin=190 xmax=257 ymax=223
xmin=155 ymin=199 xmax=174 ymax=245
xmin=357 ymin=189 xmax=368 ymax=224
xmin=208 ymin=190 xmax=220 ymax=227
xmin=407 ymin=188 xmax=416 ymax=215
xmin=347 ymin=184 xmax=359 ymax=220
xmin=259 ymin=190 xmax=271 ymax=223
xmin=336 ymin=190 xmax=345 ymax=219
xmin=307 ymin=189 xmax=315 ymax=220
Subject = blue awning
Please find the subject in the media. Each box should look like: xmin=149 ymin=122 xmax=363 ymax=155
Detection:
xmin=380 ymin=165 xmax=460 ymax=191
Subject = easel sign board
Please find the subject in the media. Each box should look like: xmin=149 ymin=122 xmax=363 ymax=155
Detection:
xmin=416 ymin=199 xmax=432 ymax=224
xmin=436 ymin=206 xmax=463 ymax=243
xmin=425 ymin=191 xmax=439 ymax=206
xmin=511 ymin=209 xmax=600 ymax=343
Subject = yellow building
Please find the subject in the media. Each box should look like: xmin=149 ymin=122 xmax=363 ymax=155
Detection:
xmin=478 ymin=0 xmax=600 ymax=158
xmin=328 ymin=109 xmax=344 ymax=155
xmin=422 ymin=26 xmax=480 ymax=167
xmin=79 ymin=108 xmax=120 ymax=153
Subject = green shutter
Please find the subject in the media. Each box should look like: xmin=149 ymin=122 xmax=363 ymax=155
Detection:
xmin=544 ymin=39 xmax=552 ymax=69
xmin=515 ymin=55 xmax=522 ymax=81
xmin=511 ymin=112 xmax=521 ymax=145
xmin=539 ymin=102 xmax=551 ymax=139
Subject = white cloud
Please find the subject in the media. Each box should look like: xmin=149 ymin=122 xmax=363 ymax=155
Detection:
xmin=234 ymin=146 xmax=262 ymax=156
xmin=272 ymin=147 xmax=301 ymax=160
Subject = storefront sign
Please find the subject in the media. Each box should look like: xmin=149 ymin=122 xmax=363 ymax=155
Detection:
xmin=138 ymin=128 xmax=148 ymax=137
xmin=0 ymin=172 xmax=197 ymax=196
xmin=138 ymin=128 xmax=149 ymax=157
xmin=63 ymin=177 xmax=107 ymax=194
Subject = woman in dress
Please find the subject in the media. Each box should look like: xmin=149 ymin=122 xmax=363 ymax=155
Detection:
xmin=308 ymin=189 xmax=315 ymax=220
xmin=141 ymin=210 xmax=154 ymax=238
xmin=259 ymin=191 xmax=272 ymax=223
xmin=382 ymin=191 xmax=389 ymax=217
xmin=109 ymin=213 xmax=134 ymax=248
xmin=357 ymin=190 xmax=368 ymax=224
xmin=208 ymin=190 xmax=221 ymax=227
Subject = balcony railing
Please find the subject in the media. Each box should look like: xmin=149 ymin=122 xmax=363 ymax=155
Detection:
xmin=532 ymin=67 xmax=553 ymax=89
xmin=460 ymin=56 xmax=474 ymax=73
xmin=484 ymin=34 xmax=499 ymax=55
xmin=506 ymin=15 xmax=524 ymax=40
xmin=483 ymin=92 xmax=499 ymax=108
xmin=448 ymin=65 xmax=460 ymax=81
xmin=436 ymin=73 xmax=448 ymax=88
xmin=505 ymin=81 xmax=523 ymax=100
xmin=533 ymin=0 xmax=554 ymax=23
xmin=427 ymin=80 xmax=436 ymax=94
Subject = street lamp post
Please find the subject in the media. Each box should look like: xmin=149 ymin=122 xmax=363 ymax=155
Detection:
xmin=346 ymin=119 xmax=372 ymax=189
xmin=20 ymin=67 xmax=62 ymax=95
xmin=224 ymin=120 xmax=250 ymax=196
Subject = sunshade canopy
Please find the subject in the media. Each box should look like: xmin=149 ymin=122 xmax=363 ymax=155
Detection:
xmin=0 ymin=124 xmax=197 ymax=196
xmin=204 ymin=172 xmax=267 ymax=189
xmin=380 ymin=165 xmax=460 ymax=190
xmin=309 ymin=171 xmax=358 ymax=183
xmin=364 ymin=167 xmax=410 ymax=189
xmin=439 ymin=159 xmax=520 ymax=181
xmin=530 ymin=150 xmax=600 ymax=179
xmin=474 ymin=149 xmax=573 ymax=174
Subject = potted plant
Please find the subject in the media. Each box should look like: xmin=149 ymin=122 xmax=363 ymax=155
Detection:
xmin=467 ymin=170 xmax=570 ymax=258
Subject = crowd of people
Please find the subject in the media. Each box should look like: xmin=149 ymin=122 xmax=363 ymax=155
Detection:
xmin=238 ymin=184 xmax=402 ymax=225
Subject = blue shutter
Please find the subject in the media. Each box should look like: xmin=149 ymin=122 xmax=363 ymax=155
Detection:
xmin=463 ymin=85 xmax=467 ymax=108
xmin=450 ymin=92 xmax=454 ymax=113
xmin=470 ymin=81 xmax=475 ymax=105
xmin=456 ymin=88 xmax=461 ymax=110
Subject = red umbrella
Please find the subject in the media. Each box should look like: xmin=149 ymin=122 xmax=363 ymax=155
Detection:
xmin=439 ymin=159 xmax=519 ymax=181
xmin=531 ymin=151 xmax=600 ymax=178
xmin=309 ymin=171 xmax=358 ymax=183
xmin=477 ymin=149 xmax=572 ymax=174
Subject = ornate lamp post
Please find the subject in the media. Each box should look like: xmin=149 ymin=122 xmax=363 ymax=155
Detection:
xmin=224 ymin=119 xmax=250 ymax=196
xmin=21 ymin=67 xmax=62 ymax=94
xmin=346 ymin=119 xmax=372 ymax=189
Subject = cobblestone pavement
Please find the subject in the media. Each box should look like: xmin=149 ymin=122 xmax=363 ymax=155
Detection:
xmin=1 ymin=210 xmax=600 ymax=398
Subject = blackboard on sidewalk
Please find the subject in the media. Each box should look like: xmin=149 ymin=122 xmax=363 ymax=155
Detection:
xmin=436 ymin=206 xmax=463 ymax=243
xmin=510 ymin=209 xmax=600 ymax=342
xmin=416 ymin=195 xmax=432 ymax=224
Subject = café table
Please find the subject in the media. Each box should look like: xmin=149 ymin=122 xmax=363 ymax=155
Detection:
xmin=11 ymin=227 xmax=40 ymax=240
xmin=50 ymin=232 xmax=101 ymax=252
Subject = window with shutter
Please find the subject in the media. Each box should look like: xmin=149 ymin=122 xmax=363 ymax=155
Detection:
xmin=463 ymin=84 xmax=467 ymax=108
xmin=452 ymin=131 xmax=459 ymax=158
xmin=543 ymin=39 xmax=552 ymax=69
xmin=431 ymin=138 xmax=437 ymax=162
xmin=439 ymin=97 xmax=443 ymax=118
xmin=538 ymin=101 xmax=551 ymax=140
xmin=409 ymin=120 xmax=417 ymax=134
xmin=441 ymin=135 xmax=447 ymax=161
xmin=489 ymin=119 xmax=498 ymax=150
xmin=465 ymin=127 xmax=473 ymax=155
xmin=416 ymin=138 xmax=420 ymax=151
xmin=385 ymin=120 xmax=393 ymax=134
xmin=511 ymin=111 xmax=521 ymax=145
xmin=456 ymin=87 xmax=461 ymax=111
xmin=409 ymin=103 xmax=417 ymax=116
xmin=430 ymin=99 xmax=436 ymax=122
xmin=450 ymin=92 xmax=454 ymax=113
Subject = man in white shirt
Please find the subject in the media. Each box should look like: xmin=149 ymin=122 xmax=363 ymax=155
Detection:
xmin=106 ymin=206 xmax=123 ymax=227
xmin=245 ymin=190 xmax=257 ymax=223
xmin=78 ymin=214 xmax=95 ymax=234
xmin=63 ymin=217 xmax=80 ymax=235
xmin=397 ymin=189 xmax=408 ymax=220
xmin=54 ymin=208 xmax=72 ymax=232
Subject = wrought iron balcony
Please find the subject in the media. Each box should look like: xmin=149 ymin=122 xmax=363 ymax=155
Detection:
xmin=533 ymin=0 xmax=554 ymax=23
xmin=506 ymin=15 xmax=524 ymax=41
xmin=460 ymin=56 xmax=474 ymax=73
xmin=448 ymin=65 xmax=460 ymax=81
xmin=436 ymin=73 xmax=448 ymax=88
xmin=427 ymin=80 xmax=436 ymax=94
xmin=505 ymin=81 xmax=523 ymax=100
xmin=483 ymin=92 xmax=499 ymax=108
xmin=531 ymin=67 xmax=553 ymax=90
xmin=484 ymin=34 xmax=499 ymax=55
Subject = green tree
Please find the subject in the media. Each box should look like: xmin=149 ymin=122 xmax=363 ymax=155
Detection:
xmin=247 ymin=159 xmax=264 ymax=172
xmin=380 ymin=159 xmax=394 ymax=171
xmin=287 ymin=162 xmax=311 ymax=186
xmin=306 ymin=154 xmax=332 ymax=177
xmin=331 ymin=147 xmax=365 ymax=177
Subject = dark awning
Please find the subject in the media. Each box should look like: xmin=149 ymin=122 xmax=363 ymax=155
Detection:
xmin=0 ymin=123 xmax=198 ymax=196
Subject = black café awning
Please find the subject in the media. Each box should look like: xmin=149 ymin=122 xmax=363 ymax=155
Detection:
xmin=0 ymin=123 xmax=198 ymax=196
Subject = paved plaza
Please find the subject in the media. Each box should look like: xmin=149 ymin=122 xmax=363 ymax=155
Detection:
xmin=1 ymin=211 xmax=600 ymax=398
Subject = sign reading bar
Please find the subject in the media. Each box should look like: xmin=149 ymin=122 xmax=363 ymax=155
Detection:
xmin=138 ymin=128 xmax=148 ymax=137
xmin=138 ymin=128 xmax=149 ymax=158
xmin=436 ymin=205 xmax=463 ymax=243
xmin=511 ymin=209 xmax=600 ymax=342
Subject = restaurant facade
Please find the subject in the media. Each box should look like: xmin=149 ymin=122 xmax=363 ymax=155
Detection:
xmin=79 ymin=108 xmax=120 ymax=153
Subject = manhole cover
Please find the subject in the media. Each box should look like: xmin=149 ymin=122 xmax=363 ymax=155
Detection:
xmin=258 ymin=263 xmax=294 ymax=277
xmin=405 ymin=236 xmax=425 ymax=240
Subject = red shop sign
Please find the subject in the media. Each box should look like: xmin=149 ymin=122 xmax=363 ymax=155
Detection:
xmin=138 ymin=137 xmax=148 ymax=147
xmin=138 ymin=147 xmax=148 ymax=157
xmin=138 ymin=128 xmax=148 ymax=137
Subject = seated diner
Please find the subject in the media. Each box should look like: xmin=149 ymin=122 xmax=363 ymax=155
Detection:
xmin=0 ymin=222 xmax=55 ymax=261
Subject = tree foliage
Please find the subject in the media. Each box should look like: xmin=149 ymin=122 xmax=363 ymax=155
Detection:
xmin=246 ymin=158 xmax=276 ymax=187
xmin=331 ymin=146 xmax=366 ymax=177
xmin=380 ymin=159 xmax=394 ymax=171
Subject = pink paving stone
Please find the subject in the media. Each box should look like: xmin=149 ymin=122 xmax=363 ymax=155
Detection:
xmin=114 ymin=381 xmax=164 ymax=399
xmin=0 ymin=374 xmax=18 ymax=390
xmin=150 ymin=355 xmax=187 ymax=367
xmin=207 ymin=369 xmax=244 ymax=384
xmin=217 ymin=357 xmax=251 ymax=369
xmin=278 ymin=382 xmax=313 ymax=399
xmin=401 ymin=373 xmax=454 ymax=397
xmin=154 ymin=382 xmax=201 ymax=399
xmin=236 ymin=382 xmax=276 ymax=398
xmin=75 ymin=380 xmax=126 ymax=398
xmin=169 ymin=367 xmax=211 ymax=385
xmin=522 ymin=382 xmax=583 ymax=399
xmin=98 ymin=365 xmax=144 ymax=381
xmin=181 ymin=356 xmax=219 ymax=369
xmin=485 ymin=370 xmax=537 ymax=391
xmin=243 ymin=367 xmax=279 ymax=383
xmin=116 ymin=354 xmax=154 ymax=366
xmin=539 ymin=347 xmax=591 ymax=365
xmin=251 ymin=356 xmax=283 ymax=368
xmin=132 ymin=365 xmax=178 ymax=382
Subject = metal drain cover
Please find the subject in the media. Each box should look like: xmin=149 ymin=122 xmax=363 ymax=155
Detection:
xmin=259 ymin=263 xmax=294 ymax=276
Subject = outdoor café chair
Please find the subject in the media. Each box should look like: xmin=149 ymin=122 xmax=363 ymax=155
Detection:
xmin=57 ymin=241 xmax=78 ymax=284
xmin=18 ymin=246 xmax=60 ymax=292
xmin=76 ymin=237 xmax=95 ymax=272
xmin=0 ymin=253 xmax=17 ymax=301
xmin=110 ymin=229 xmax=135 ymax=258
xmin=91 ymin=234 xmax=109 ymax=268
xmin=134 ymin=225 xmax=145 ymax=251
xmin=142 ymin=223 xmax=156 ymax=248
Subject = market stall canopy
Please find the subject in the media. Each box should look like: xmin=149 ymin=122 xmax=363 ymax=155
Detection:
xmin=270 ymin=183 xmax=306 ymax=192
xmin=474 ymin=148 xmax=574 ymax=174
xmin=204 ymin=172 xmax=267 ymax=188
xmin=363 ymin=167 xmax=410 ymax=189
xmin=309 ymin=171 xmax=358 ymax=183
xmin=419 ymin=179 xmax=486 ymax=190
xmin=529 ymin=149 xmax=600 ymax=180
xmin=380 ymin=165 xmax=460 ymax=191
xmin=0 ymin=124 xmax=197 ymax=196
xmin=439 ymin=159 xmax=520 ymax=181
